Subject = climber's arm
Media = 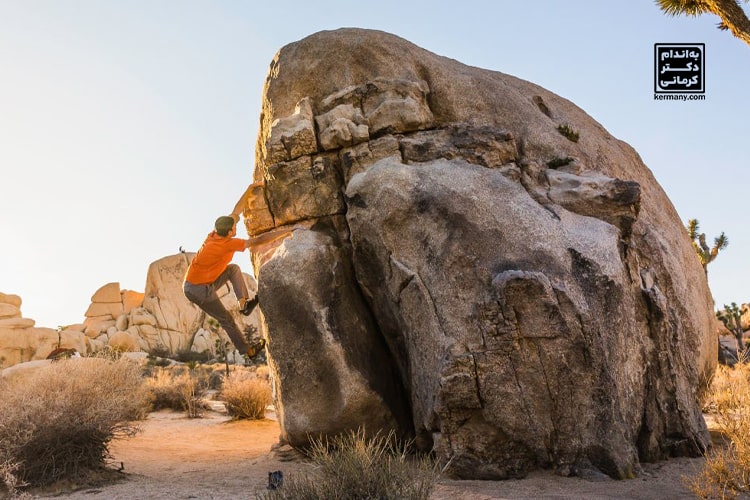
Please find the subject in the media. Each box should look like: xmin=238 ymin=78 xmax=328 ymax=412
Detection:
xmin=230 ymin=185 xmax=253 ymax=222
xmin=244 ymin=230 xmax=291 ymax=250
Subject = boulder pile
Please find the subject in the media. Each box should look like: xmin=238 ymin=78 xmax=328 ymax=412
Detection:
xmin=0 ymin=292 xmax=86 ymax=368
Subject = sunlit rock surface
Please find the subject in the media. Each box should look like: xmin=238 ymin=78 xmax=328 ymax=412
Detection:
xmin=247 ymin=28 xmax=716 ymax=479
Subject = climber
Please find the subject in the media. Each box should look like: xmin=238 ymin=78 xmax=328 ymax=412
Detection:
xmin=182 ymin=189 xmax=271 ymax=358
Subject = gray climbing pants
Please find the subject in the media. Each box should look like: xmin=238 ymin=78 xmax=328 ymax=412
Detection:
xmin=183 ymin=264 xmax=250 ymax=353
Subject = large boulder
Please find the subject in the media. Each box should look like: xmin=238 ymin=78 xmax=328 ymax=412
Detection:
xmin=139 ymin=253 xmax=204 ymax=352
xmin=260 ymin=219 xmax=413 ymax=442
xmin=82 ymin=283 xmax=141 ymax=338
xmin=248 ymin=28 xmax=716 ymax=480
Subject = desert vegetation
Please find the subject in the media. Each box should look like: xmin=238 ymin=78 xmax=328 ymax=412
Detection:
xmin=0 ymin=350 xmax=274 ymax=496
xmin=556 ymin=123 xmax=580 ymax=142
xmin=717 ymin=302 xmax=747 ymax=353
xmin=220 ymin=368 xmax=273 ymax=420
xmin=144 ymin=365 xmax=211 ymax=418
xmin=690 ymin=356 xmax=750 ymax=498
xmin=260 ymin=428 xmax=438 ymax=500
xmin=0 ymin=356 xmax=149 ymax=494
xmin=143 ymin=361 xmax=272 ymax=420
xmin=687 ymin=218 xmax=729 ymax=274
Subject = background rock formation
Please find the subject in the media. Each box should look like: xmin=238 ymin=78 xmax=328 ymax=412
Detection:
xmin=0 ymin=292 xmax=86 ymax=368
xmin=81 ymin=254 xmax=261 ymax=358
xmin=0 ymin=254 xmax=262 ymax=369
xmin=247 ymin=28 xmax=717 ymax=479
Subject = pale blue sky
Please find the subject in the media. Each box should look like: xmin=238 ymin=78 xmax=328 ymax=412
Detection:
xmin=1 ymin=1 xmax=748 ymax=328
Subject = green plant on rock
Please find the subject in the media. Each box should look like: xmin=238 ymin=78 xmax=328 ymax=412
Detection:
xmin=687 ymin=218 xmax=728 ymax=273
xmin=717 ymin=302 xmax=745 ymax=352
xmin=557 ymin=123 xmax=580 ymax=142
xmin=546 ymin=156 xmax=575 ymax=169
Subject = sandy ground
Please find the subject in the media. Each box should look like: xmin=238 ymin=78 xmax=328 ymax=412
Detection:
xmin=30 ymin=408 xmax=711 ymax=500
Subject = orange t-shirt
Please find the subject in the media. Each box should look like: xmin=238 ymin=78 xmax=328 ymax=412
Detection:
xmin=185 ymin=232 xmax=246 ymax=285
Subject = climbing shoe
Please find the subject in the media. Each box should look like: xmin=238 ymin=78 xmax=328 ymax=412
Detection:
xmin=245 ymin=337 xmax=266 ymax=359
xmin=240 ymin=295 xmax=259 ymax=316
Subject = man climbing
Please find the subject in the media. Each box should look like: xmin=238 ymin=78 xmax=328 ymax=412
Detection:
xmin=182 ymin=191 xmax=268 ymax=359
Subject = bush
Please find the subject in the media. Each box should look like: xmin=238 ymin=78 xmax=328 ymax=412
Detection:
xmin=690 ymin=359 xmax=750 ymax=498
xmin=220 ymin=371 xmax=272 ymax=420
xmin=0 ymin=357 xmax=149 ymax=490
xmin=174 ymin=349 xmax=212 ymax=364
xmin=147 ymin=345 xmax=171 ymax=359
xmin=260 ymin=428 xmax=437 ymax=500
xmin=144 ymin=368 xmax=186 ymax=411
xmin=144 ymin=367 xmax=208 ymax=418
xmin=556 ymin=123 xmax=580 ymax=142
xmin=546 ymin=156 xmax=575 ymax=169
xmin=208 ymin=367 xmax=226 ymax=390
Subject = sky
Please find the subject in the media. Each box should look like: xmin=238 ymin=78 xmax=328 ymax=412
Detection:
xmin=1 ymin=1 xmax=748 ymax=329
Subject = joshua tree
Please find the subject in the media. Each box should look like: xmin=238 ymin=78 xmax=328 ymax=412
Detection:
xmin=686 ymin=218 xmax=728 ymax=273
xmin=656 ymin=0 xmax=750 ymax=48
xmin=208 ymin=318 xmax=233 ymax=377
xmin=717 ymin=302 xmax=745 ymax=352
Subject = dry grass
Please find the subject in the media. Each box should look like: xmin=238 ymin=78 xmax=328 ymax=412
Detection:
xmin=144 ymin=367 xmax=209 ymax=418
xmin=0 ymin=357 xmax=148 ymax=492
xmin=690 ymin=358 xmax=750 ymax=498
xmin=220 ymin=370 xmax=272 ymax=420
xmin=259 ymin=428 xmax=437 ymax=500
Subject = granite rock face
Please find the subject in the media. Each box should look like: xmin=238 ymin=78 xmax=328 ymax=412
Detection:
xmin=246 ymin=28 xmax=715 ymax=479
xmin=0 ymin=292 xmax=87 ymax=367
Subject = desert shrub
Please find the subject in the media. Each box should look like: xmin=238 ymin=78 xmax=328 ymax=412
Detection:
xmin=208 ymin=367 xmax=226 ymax=390
xmin=144 ymin=367 xmax=209 ymax=418
xmin=0 ymin=459 xmax=28 ymax=498
xmin=259 ymin=428 xmax=437 ymax=500
xmin=220 ymin=371 xmax=272 ymax=419
xmin=556 ymin=123 xmax=580 ymax=142
xmin=546 ymin=156 xmax=575 ymax=169
xmin=0 ymin=357 xmax=148 ymax=490
xmin=175 ymin=349 xmax=212 ymax=364
xmin=689 ymin=359 xmax=750 ymax=498
xmin=146 ymin=353 xmax=171 ymax=368
xmin=145 ymin=368 xmax=186 ymax=411
xmin=179 ymin=373 xmax=207 ymax=418
xmin=147 ymin=345 xmax=171 ymax=359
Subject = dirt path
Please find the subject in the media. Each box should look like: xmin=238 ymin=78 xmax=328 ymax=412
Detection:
xmin=33 ymin=409 xmax=707 ymax=499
